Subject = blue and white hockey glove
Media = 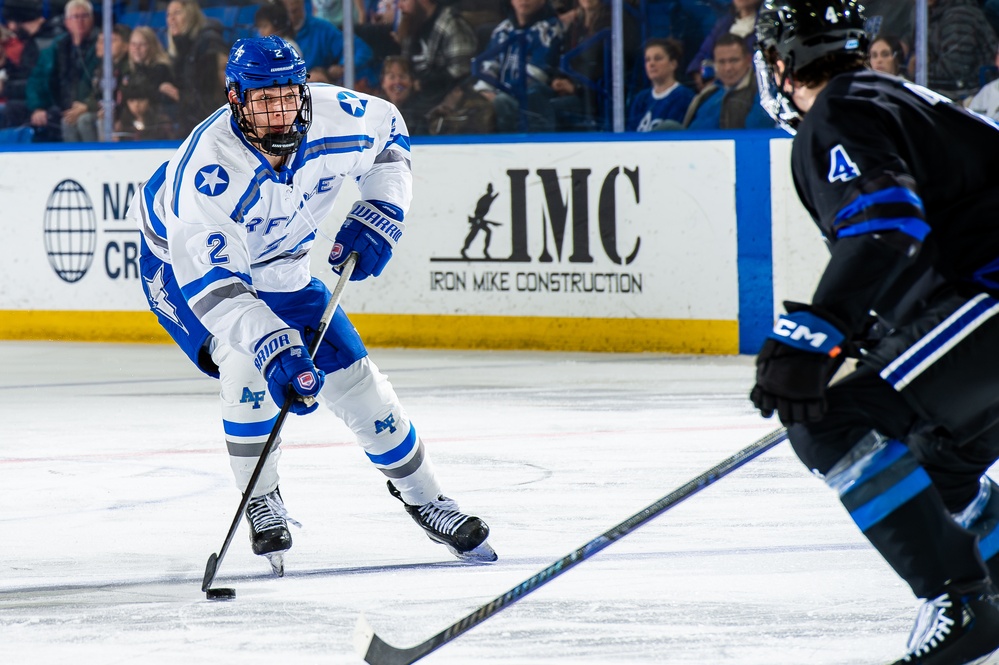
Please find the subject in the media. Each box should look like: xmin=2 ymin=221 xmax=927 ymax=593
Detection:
xmin=329 ymin=200 xmax=405 ymax=281
xmin=750 ymin=302 xmax=848 ymax=426
xmin=254 ymin=329 xmax=326 ymax=416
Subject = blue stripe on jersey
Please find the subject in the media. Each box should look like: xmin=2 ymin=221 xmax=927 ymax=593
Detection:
xmin=835 ymin=186 xmax=925 ymax=222
xmin=300 ymin=135 xmax=375 ymax=163
xmin=223 ymin=416 xmax=278 ymax=437
xmin=384 ymin=132 xmax=411 ymax=152
xmin=835 ymin=217 xmax=931 ymax=241
xmin=880 ymin=294 xmax=999 ymax=390
xmin=171 ymin=108 xmax=228 ymax=217
xmin=144 ymin=161 xmax=169 ymax=240
xmin=180 ymin=266 xmax=252 ymax=301
xmin=365 ymin=423 xmax=417 ymax=466
xmin=849 ymin=468 xmax=932 ymax=531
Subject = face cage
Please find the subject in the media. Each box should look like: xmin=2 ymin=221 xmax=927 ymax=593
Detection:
xmin=231 ymin=84 xmax=312 ymax=157
xmin=753 ymin=50 xmax=801 ymax=136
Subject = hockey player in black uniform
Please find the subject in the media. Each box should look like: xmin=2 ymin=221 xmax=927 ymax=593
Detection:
xmin=751 ymin=1 xmax=999 ymax=663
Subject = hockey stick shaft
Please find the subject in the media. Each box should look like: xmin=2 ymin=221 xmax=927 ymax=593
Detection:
xmin=355 ymin=426 xmax=789 ymax=665
xmin=202 ymin=253 xmax=358 ymax=592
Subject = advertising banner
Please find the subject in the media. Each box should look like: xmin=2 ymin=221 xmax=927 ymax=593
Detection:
xmin=1 ymin=138 xmax=742 ymax=352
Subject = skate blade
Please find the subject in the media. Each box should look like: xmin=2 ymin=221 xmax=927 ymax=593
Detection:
xmin=265 ymin=552 xmax=285 ymax=577
xmin=448 ymin=540 xmax=498 ymax=564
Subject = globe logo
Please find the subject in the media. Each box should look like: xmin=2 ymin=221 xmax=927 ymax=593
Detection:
xmin=43 ymin=179 xmax=97 ymax=283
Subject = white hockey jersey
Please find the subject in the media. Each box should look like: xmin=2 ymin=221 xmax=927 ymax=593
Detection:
xmin=133 ymin=84 xmax=412 ymax=358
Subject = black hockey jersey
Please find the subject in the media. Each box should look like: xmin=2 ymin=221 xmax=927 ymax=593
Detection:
xmin=791 ymin=69 xmax=999 ymax=336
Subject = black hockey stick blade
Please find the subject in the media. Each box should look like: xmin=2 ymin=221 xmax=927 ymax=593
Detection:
xmin=201 ymin=253 xmax=357 ymax=594
xmin=355 ymin=426 xmax=788 ymax=665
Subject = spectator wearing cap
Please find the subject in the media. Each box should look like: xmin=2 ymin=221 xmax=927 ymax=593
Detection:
xmin=25 ymin=0 xmax=99 ymax=141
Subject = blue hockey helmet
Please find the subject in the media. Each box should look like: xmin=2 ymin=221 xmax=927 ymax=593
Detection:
xmin=225 ymin=35 xmax=312 ymax=156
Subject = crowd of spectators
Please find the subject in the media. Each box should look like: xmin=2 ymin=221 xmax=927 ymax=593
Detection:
xmin=2 ymin=0 xmax=999 ymax=142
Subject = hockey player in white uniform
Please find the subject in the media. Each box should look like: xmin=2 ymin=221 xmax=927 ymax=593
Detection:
xmin=130 ymin=35 xmax=496 ymax=573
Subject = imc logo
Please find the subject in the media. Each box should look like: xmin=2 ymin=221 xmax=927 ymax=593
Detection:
xmin=431 ymin=167 xmax=641 ymax=265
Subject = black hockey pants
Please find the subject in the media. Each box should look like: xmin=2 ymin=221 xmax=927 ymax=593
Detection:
xmin=786 ymin=290 xmax=999 ymax=597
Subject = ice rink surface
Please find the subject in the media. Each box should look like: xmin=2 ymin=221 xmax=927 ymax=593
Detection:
xmin=1 ymin=341 xmax=940 ymax=664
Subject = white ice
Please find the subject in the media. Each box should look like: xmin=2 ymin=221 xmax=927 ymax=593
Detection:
xmin=0 ymin=341 xmax=935 ymax=664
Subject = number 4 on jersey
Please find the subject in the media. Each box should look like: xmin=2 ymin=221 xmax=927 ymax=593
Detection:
xmin=828 ymin=144 xmax=861 ymax=183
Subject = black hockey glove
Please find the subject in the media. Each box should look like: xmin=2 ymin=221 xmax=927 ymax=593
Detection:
xmin=750 ymin=303 xmax=848 ymax=426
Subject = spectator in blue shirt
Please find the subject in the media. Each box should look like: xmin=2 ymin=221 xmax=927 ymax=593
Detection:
xmin=627 ymin=37 xmax=694 ymax=131
xmin=282 ymin=0 xmax=378 ymax=91
xmin=682 ymin=32 xmax=772 ymax=129
xmin=685 ymin=0 xmax=760 ymax=90
xmin=472 ymin=0 xmax=564 ymax=132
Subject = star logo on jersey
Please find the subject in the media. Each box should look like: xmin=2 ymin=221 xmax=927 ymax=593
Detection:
xmin=143 ymin=264 xmax=188 ymax=333
xmin=337 ymin=91 xmax=367 ymax=117
xmin=196 ymin=165 xmax=230 ymax=196
xmin=828 ymin=145 xmax=861 ymax=183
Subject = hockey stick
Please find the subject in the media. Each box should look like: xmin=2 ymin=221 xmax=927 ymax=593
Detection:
xmin=202 ymin=252 xmax=358 ymax=594
xmin=354 ymin=425 xmax=789 ymax=665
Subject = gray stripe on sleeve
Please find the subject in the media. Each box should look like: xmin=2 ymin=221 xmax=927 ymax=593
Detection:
xmin=191 ymin=281 xmax=257 ymax=318
xmin=374 ymin=150 xmax=412 ymax=169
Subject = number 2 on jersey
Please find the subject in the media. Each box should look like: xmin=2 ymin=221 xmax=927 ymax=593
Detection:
xmin=207 ymin=233 xmax=230 ymax=265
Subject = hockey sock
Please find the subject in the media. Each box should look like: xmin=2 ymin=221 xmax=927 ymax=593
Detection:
xmin=826 ymin=431 xmax=985 ymax=597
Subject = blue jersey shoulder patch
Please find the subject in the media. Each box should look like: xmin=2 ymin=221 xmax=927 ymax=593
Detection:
xmin=196 ymin=165 xmax=230 ymax=197
xmin=337 ymin=91 xmax=367 ymax=117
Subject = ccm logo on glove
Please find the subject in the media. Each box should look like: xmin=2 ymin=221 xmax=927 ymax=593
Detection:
xmin=770 ymin=311 xmax=844 ymax=357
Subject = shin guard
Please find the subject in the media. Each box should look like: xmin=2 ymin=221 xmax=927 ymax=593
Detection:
xmin=321 ymin=357 xmax=442 ymax=505
xmin=826 ymin=431 xmax=984 ymax=597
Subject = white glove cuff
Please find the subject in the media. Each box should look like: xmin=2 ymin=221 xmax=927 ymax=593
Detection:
xmin=253 ymin=328 xmax=305 ymax=375
xmin=345 ymin=200 xmax=406 ymax=248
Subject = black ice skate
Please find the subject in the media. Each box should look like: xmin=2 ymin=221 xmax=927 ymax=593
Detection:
xmin=889 ymin=579 xmax=999 ymax=665
xmin=388 ymin=481 xmax=497 ymax=563
xmin=245 ymin=487 xmax=297 ymax=576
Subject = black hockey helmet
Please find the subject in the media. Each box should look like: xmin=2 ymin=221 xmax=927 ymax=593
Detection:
xmin=757 ymin=0 xmax=867 ymax=75
xmin=754 ymin=0 xmax=867 ymax=132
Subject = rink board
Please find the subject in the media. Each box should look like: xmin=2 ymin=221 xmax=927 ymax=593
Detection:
xmin=0 ymin=133 xmax=818 ymax=353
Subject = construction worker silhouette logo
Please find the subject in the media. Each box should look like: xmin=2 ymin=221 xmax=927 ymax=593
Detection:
xmin=461 ymin=183 xmax=502 ymax=259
